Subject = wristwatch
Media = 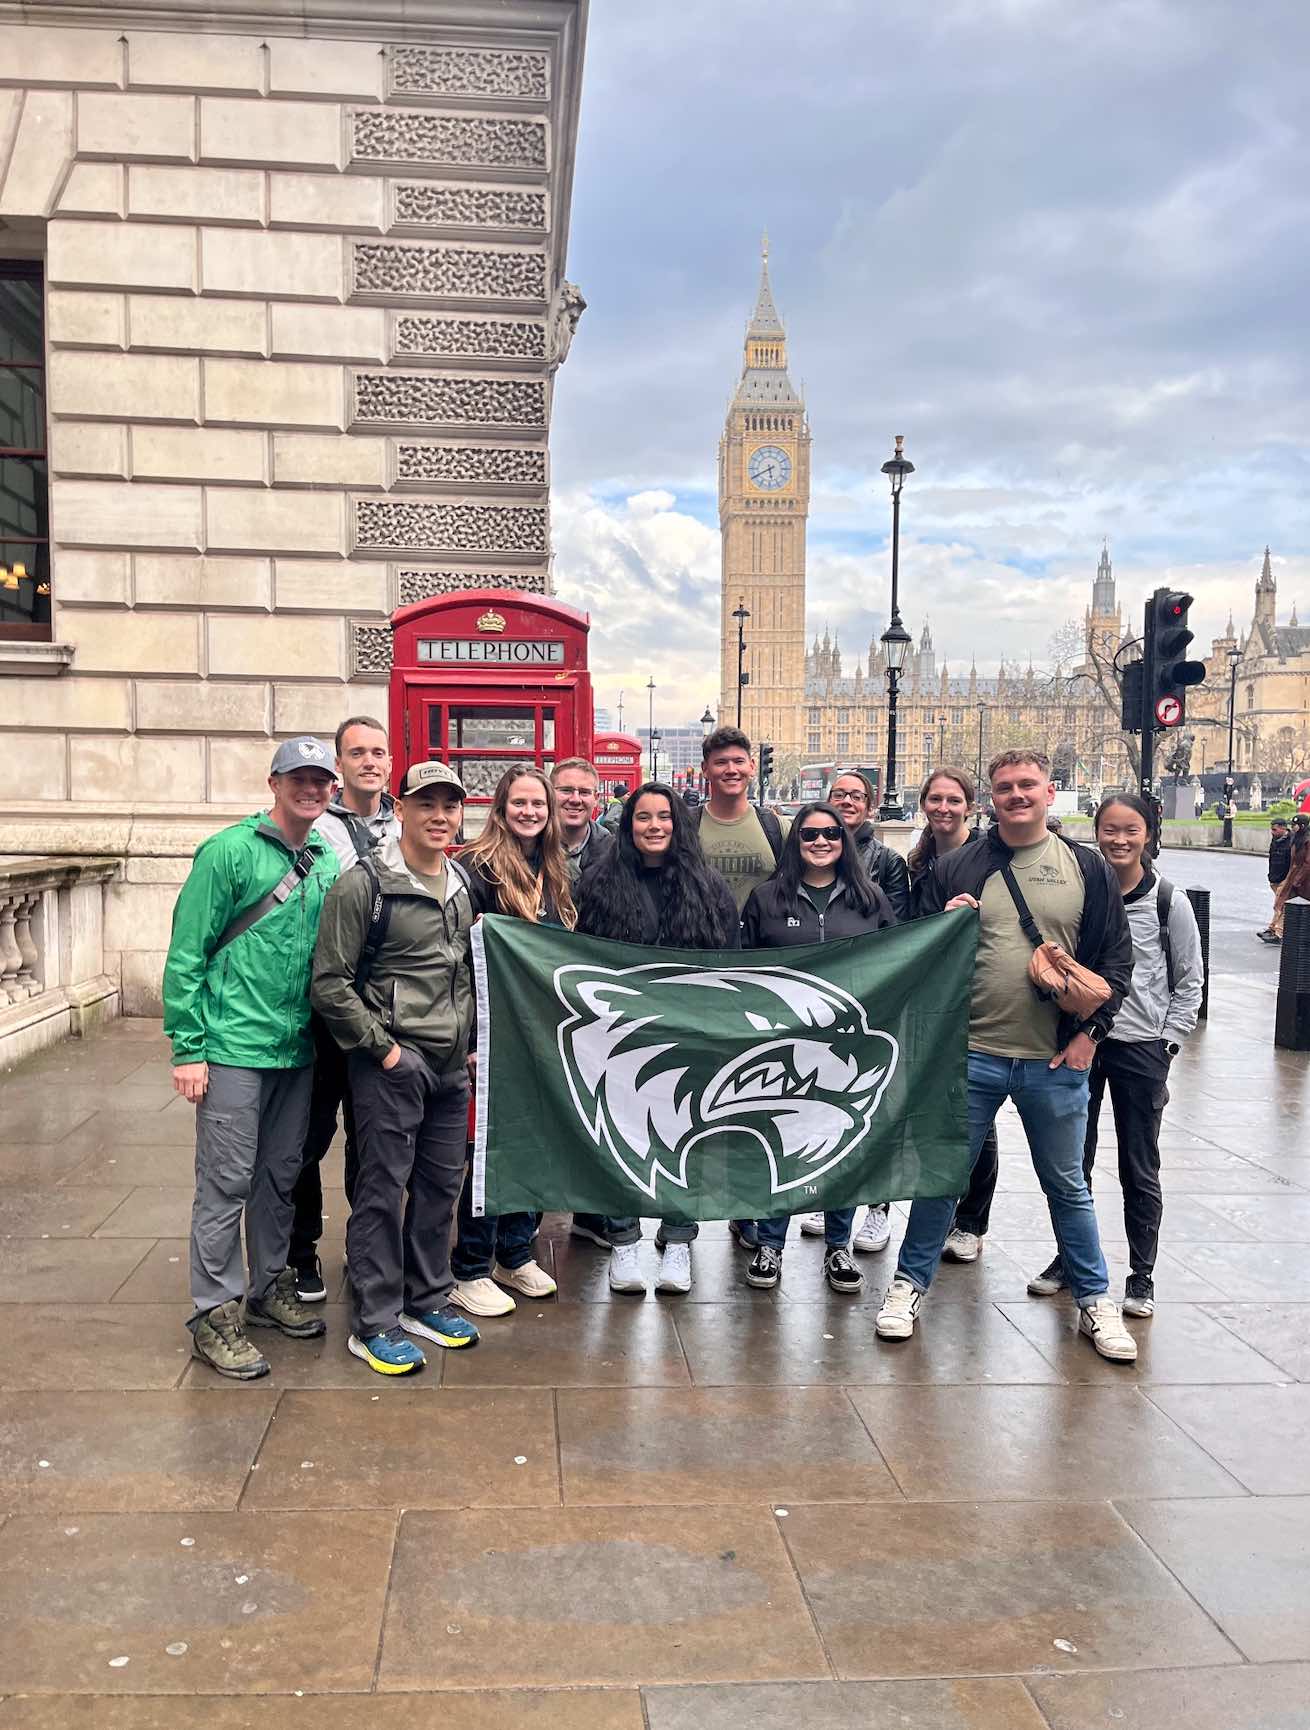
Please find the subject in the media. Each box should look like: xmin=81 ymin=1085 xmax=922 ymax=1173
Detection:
xmin=1085 ymin=1024 xmax=1108 ymax=1045
xmin=1164 ymin=1039 xmax=1181 ymax=1058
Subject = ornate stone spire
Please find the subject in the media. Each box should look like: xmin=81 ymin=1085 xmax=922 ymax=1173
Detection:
xmin=1258 ymin=545 xmax=1275 ymax=591
xmin=747 ymin=230 xmax=785 ymax=339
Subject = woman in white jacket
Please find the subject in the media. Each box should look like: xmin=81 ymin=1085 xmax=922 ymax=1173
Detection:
xmin=1028 ymin=792 xmax=1203 ymax=1318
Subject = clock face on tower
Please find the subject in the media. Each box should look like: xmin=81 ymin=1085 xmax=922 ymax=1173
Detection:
xmin=748 ymin=444 xmax=792 ymax=491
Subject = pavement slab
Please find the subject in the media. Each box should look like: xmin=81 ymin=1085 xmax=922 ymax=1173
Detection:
xmin=1027 ymin=1662 xmax=1310 ymax=1730
xmin=0 ymin=1691 xmax=646 ymax=1728
xmin=1202 ymin=1300 xmax=1310 ymax=1378
xmin=439 ymin=1299 xmax=692 ymax=1387
xmin=643 ymin=1677 xmax=1050 ymax=1729
xmin=997 ymin=1294 xmax=1288 ymax=1382
xmin=0 ymin=1305 xmax=191 ymax=1392
xmin=1143 ymin=1383 xmax=1310 ymax=1493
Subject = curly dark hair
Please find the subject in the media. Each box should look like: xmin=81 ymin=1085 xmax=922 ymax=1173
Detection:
xmin=575 ymin=781 xmax=737 ymax=947
xmin=770 ymin=801 xmax=881 ymax=919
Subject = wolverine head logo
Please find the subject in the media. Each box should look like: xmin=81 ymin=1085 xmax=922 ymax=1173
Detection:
xmin=554 ymin=963 xmax=899 ymax=1201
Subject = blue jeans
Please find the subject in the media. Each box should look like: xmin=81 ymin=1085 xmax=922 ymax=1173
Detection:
xmin=607 ymin=1216 xmax=699 ymax=1246
xmin=896 ymin=1052 xmax=1109 ymax=1303
xmin=758 ymin=1207 xmax=855 ymax=1250
xmin=452 ymin=1154 xmax=540 ymax=1278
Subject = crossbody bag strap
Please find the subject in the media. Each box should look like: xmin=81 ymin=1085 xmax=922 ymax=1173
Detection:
xmin=213 ymin=843 xmax=317 ymax=956
xmin=1157 ymin=878 xmax=1176 ymax=995
xmin=999 ymin=862 xmax=1046 ymax=951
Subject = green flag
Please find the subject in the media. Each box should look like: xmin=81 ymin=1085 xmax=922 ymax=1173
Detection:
xmin=470 ymin=910 xmax=977 ymax=1221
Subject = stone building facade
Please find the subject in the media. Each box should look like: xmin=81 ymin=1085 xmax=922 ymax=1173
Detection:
xmin=0 ymin=0 xmax=587 ymax=1022
xmin=1192 ymin=547 xmax=1310 ymax=778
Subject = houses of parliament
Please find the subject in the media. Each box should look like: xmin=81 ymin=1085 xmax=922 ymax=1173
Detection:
xmin=717 ymin=246 xmax=1133 ymax=794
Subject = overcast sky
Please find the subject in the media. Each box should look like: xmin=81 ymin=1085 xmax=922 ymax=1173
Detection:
xmin=549 ymin=0 xmax=1309 ymax=727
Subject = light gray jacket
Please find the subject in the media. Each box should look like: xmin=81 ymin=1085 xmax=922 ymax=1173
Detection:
xmin=1110 ymin=872 xmax=1203 ymax=1046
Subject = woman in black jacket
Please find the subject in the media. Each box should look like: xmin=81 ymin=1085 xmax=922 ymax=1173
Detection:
xmin=740 ymin=801 xmax=896 ymax=1294
xmin=576 ymin=782 xmax=739 ymax=1296
xmin=828 ymin=769 xmax=911 ymax=921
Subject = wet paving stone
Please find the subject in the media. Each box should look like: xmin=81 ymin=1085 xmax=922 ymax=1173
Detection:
xmin=0 ymin=1691 xmax=646 ymax=1728
xmin=557 ymin=1386 xmax=900 ymax=1505
xmin=0 ymin=1510 xmax=396 ymax=1693
xmin=997 ymin=1297 xmax=1287 ymax=1383
xmin=779 ymin=1499 xmax=1240 ymax=1677
xmin=440 ymin=1300 xmax=691 ymax=1387
xmin=92 ymin=1188 xmax=196 ymax=1239
xmin=243 ymin=1389 xmax=559 ymax=1510
xmin=1027 ymin=1661 xmax=1310 ymax=1730
xmin=643 ymin=1678 xmax=1049 ymax=1730
xmin=1144 ymin=1384 xmax=1310 ymax=1494
xmin=377 ymin=1506 xmax=827 ymax=1689
xmin=0 ymin=1239 xmax=152 ymax=1304
xmin=0 ymin=1305 xmax=191 ymax=1392
xmin=1203 ymin=1301 xmax=1310 ymax=1379
xmin=0 ymin=1140 xmax=105 ymax=1186
xmin=0 ymin=1186 xmax=133 ymax=1239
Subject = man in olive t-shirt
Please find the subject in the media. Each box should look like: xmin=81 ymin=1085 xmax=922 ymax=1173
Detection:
xmin=696 ymin=726 xmax=790 ymax=910
xmin=970 ymin=830 xmax=1083 ymax=1056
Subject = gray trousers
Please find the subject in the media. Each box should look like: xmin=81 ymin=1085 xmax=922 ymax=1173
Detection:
xmin=347 ymin=1048 xmax=469 ymax=1337
xmin=189 ymin=1062 xmax=313 ymax=1320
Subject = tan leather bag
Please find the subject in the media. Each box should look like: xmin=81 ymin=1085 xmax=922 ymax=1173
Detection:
xmin=1001 ymin=863 xmax=1112 ymax=1021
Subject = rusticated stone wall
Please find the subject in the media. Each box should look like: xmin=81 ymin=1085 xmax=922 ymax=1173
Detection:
xmin=0 ymin=0 xmax=586 ymax=1010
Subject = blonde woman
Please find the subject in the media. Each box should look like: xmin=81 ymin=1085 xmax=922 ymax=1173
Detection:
xmin=450 ymin=766 xmax=577 ymax=1316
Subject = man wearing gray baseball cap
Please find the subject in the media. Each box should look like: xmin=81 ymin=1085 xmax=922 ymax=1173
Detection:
xmin=163 ymin=736 xmax=340 ymax=1379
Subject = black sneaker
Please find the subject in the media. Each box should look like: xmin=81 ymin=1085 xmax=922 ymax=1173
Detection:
xmin=824 ymin=1246 xmax=865 ymax=1294
xmin=729 ymin=1218 xmax=760 ymax=1250
xmin=1027 ymin=1255 xmax=1067 ymax=1297
xmin=745 ymin=1245 xmax=781 ymax=1288
xmin=294 ymin=1256 xmax=327 ymax=1304
xmin=1123 ymin=1272 xmax=1155 ymax=1316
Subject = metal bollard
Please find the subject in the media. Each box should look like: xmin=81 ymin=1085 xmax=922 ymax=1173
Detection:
xmin=1275 ymin=899 xmax=1310 ymax=1050
xmin=1185 ymin=887 xmax=1210 ymax=1022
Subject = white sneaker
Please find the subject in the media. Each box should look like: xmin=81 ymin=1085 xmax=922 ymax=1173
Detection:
xmin=942 ymin=1228 xmax=981 ymax=1263
xmin=655 ymin=1242 xmax=692 ymax=1293
xmin=449 ymin=1276 xmax=516 ymax=1317
xmin=875 ymin=1276 xmax=923 ymax=1340
xmin=797 ymin=1212 xmax=826 ymax=1237
xmin=608 ymin=1241 xmax=647 ymax=1294
xmin=493 ymin=1259 xmax=557 ymax=1299
xmin=854 ymin=1204 xmax=892 ymax=1254
xmin=1079 ymin=1297 xmax=1138 ymax=1362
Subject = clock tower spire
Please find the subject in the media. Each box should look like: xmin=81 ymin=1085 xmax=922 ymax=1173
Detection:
xmin=718 ymin=240 xmax=810 ymax=767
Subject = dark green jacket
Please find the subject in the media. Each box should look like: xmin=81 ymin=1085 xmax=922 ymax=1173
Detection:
xmin=162 ymin=813 xmax=338 ymax=1069
xmin=311 ymin=834 xmax=475 ymax=1075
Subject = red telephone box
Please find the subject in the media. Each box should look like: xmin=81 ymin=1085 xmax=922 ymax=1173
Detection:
xmin=593 ymin=732 xmax=643 ymax=801
xmin=389 ymin=590 xmax=593 ymax=805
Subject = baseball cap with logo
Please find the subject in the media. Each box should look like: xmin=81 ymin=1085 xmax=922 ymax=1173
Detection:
xmin=269 ymin=736 xmax=335 ymax=778
xmin=398 ymin=760 xmax=466 ymax=799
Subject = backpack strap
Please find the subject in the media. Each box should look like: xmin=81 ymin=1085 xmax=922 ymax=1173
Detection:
xmin=352 ymin=853 xmax=393 ymax=992
xmin=213 ymin=842 xmax=317 ymax=956
xmin=1000 ymin=862 xmax=1046 ymax=950
xmin=339 ymin=808 xmax=377 ymax=859
xmin=757 ymin=805 xmax=784 ymax=863
xmin=1156 ymin=877 xmax=1176 ymax=995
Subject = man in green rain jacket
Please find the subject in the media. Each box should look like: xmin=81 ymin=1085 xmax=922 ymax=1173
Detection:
xmin=163 ymin=737 xmax=339 ymax=1380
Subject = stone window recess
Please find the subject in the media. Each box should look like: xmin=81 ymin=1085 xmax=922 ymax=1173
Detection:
xmin=388 ymin=46 xmax=551 ymax=102
xmin=351 ymin=622 xmax=393 ymax=681
xmin=395 ymin=444 xmax=547 ymax=486
xmin=393 ymin=314 xmax=547 ymax=363
xmin=354 ymin=372 xmax=545 ymax=430
xmin=393 ymin=183 xmax=548 ymax=234
xmin=353 ymin=241 xmax=546 ymax=305
xmin=350 ymin=110 xmax=548 ymax=173
xmin=397 ymin=566 xmax=545 ymax=606
xmin=355 ymin=498 xmax=548 ymax=555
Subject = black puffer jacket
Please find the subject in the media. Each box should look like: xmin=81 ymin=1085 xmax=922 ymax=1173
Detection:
xmin=741 ymin=876 xmax=897 ymax=947
xmin=917 ymin=825 xmax=1133 ymax=1045
xmin=851 ymin=823 xmax=911 ymax=922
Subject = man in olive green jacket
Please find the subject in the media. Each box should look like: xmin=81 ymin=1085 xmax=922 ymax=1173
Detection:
xmin=163 ymin=737 xmax=339 ymax=1380
xmin=311 ymin=759 xmax=479 ymax=1376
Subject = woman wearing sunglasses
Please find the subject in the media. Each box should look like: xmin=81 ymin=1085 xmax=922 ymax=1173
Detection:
xmin=740 ymin=801 xmax=898 ymax=1293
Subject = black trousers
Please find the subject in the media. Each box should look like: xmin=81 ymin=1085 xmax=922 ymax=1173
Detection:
xmin=288 ymin=1013 xmax=359 ymax=1271
xmin=1085 ymin=1038 xmax=1170 ymax=1278
xmin=952 ymin=1123 xmax=1001 ymax=1236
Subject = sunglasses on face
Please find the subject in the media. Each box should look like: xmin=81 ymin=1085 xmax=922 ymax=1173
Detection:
xmin=799 ymin=825 xmax=842 ymax=842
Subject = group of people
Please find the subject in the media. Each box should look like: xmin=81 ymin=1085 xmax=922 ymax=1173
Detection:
xmin=163 ymin=713 xmax=1202 ymax=1379
xmin=1258 ymin=812 xmax=1310 ymax=943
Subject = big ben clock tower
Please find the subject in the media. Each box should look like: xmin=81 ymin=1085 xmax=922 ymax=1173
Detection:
xmin=718 ymin=237 xmax=810 ymax=765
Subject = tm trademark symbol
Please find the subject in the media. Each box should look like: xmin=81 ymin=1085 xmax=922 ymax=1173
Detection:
xmin=804 ymin=1185 xmax=818 ymax=1196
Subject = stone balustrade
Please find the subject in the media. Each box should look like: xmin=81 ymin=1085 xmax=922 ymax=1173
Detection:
xmin=0 ymin=856 xmax=122 ymax=1070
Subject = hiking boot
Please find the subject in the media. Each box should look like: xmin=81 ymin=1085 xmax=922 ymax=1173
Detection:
xmin=191 ymin=1300 xmax=269 ymax=1381
xmin=401 ymin=1307 xmax=479 ymax=1349
xmin=942 ymin=1228 xmax=981 ymax=1263
xmin=824 ymin=1245 xmax=865 ymax=1294
xmin=1027 ymin=1255 xmax=1068 ymax=1297
xmin=294 ymin=1256 xmax=327 ymax=1304
xmin=728 ymin=1218 xmax=760 ymax=1249
xmin=655 ymin=1242 xmax=693 ymax=1293
xmin=348 ymin=1327 xmax=425 ymax=1376
xmin=1079 ymin=1296 xmax=1138 ymax=1361
xmin=854 ymin=1204 xmax=892 ymax=1253
xmin=1123 ymin=1273 xmax=1156 ymax=1317
xmin=797 ymin=1212 xmax=826 ymax=1237
xmin=493 ymin=1259 xmax=557 ymax=1299
xmin=746 ymin=1245 xmax=782 ymax=1288
xmin=450 ymin=1277 xmax=516 ymax=1316
xmin=608 ymin=1241 xmax=647 ymax=1294
xmin=875 ymin=1276 xmax=923 ymax=1341
xmin=246 ymin=1268 xmax=327 ymax=1338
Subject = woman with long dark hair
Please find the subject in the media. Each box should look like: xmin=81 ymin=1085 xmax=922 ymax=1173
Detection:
xmin=1027 ymin=791 xmax=1202 ymax=1315
xmin=576 ymin=782 xmax=739 ymax=1295
xmin=740 ymin=801 xmax=897 ymax=1293
xmin=450 ymin=765 xmax=577 ymax=1318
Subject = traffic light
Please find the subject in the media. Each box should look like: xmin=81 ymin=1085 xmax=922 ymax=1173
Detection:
xmin=1148 ymin=589 xmax=1206 ymax=729
xmin=1120 ymin=658 xmax=1143 ymax=732
xmin=758 ymin=742 xmax=775 ymax=785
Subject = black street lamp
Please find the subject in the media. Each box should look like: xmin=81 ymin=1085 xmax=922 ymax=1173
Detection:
xmin=732 ymin=599 xmax=751 ymax=729
xmin=646 ymin=676 xmax=656 ymax=782
xmin=1224 ymin=645 xmax=1241 ymax=847
xmin=651 ymin=728 xmax=662 ymax=784
xmin=700 ymin=703 xmax=714 ymax=796
xmin=974 ymin=701 xmax=987 ymax=831
xmin=877 ymin=435 xmax=915 ymax=821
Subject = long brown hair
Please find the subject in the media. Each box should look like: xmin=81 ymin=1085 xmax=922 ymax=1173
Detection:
xmin=907 ymin=765 xmax=977 ymax=877
xmin=462 ymin=764 xmax=577 ymax=929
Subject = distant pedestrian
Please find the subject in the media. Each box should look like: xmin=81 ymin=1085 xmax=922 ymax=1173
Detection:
xmin=1269 ymin=817 xmax=1310 ymax=944
xmin=1258 ymin=818 xmax=1292 ymax=943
